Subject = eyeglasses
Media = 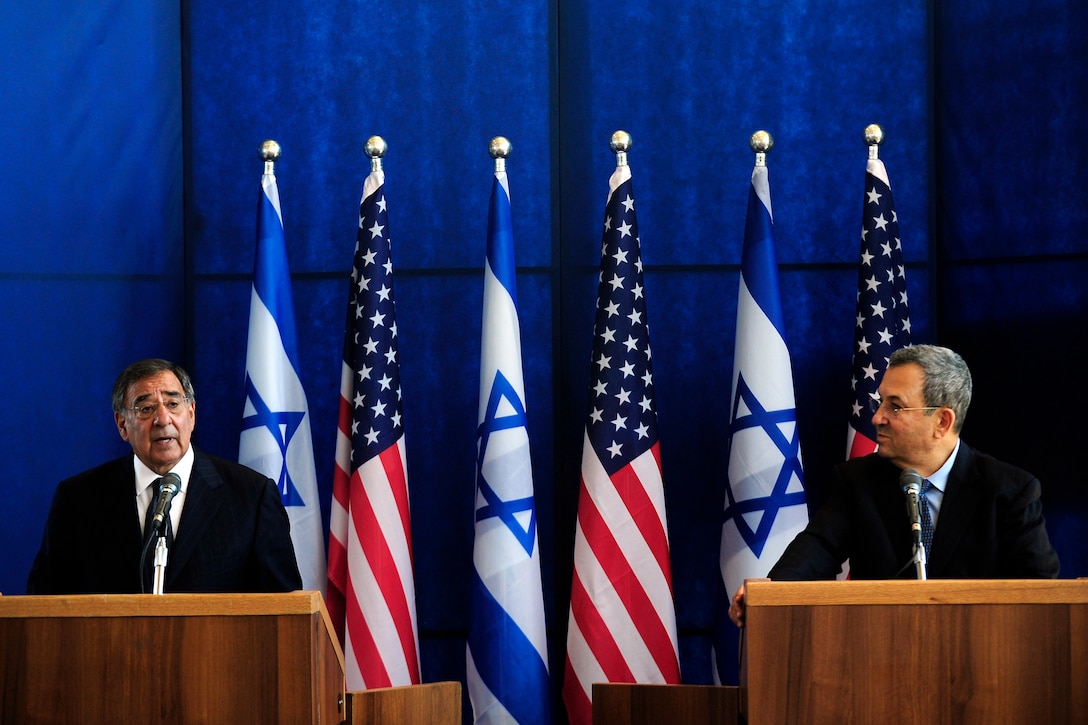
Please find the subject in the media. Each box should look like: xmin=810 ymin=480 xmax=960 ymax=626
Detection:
xmin=129 ymin=398 xmax=190 ymax=420
xmin=868 ymin=398 xmax=940 ymax=418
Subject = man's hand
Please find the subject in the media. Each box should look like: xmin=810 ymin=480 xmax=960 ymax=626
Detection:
xmin=728 ymin=583 xmax=747 ymax=628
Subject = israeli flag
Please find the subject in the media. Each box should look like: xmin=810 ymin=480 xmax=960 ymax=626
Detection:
xmin=715 ymin=162 xmax=807 ymax=682
xmin=466 ymin=166 xmax=551 ymax=724
xmin=240 ymin=171 xmax=326 ymax=593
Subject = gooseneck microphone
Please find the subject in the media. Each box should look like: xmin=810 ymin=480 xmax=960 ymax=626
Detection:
xmin=900 ymin=468 xmax=923 ymax=542
xmin=149 ymin=472 xmax=182 ymax=534
xmin=899 ymin=467 xmax=927 ymax=579
xmin=140 ymin=472 xmax=182 ymax=595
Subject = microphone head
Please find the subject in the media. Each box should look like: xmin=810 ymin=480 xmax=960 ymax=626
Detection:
xmin=149 ymin=472 xmax=182 ymax=532
xmin=160 ymin=472 xmax=181 ymax=495
xmin=899 ymin=467 xmax=922 ymax=494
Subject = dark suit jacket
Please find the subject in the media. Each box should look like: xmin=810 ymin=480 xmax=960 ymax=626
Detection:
xmin=27 ymin=448 xmax=303 ymax=594
xmin=768 ymin=441 xmax=1060 ymax=580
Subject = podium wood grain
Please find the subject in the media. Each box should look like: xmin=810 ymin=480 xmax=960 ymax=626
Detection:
xmin=0 ymin=591 xmax=345 ymax=724
xmin=742 ymin=579 xmax=1088 ymax=724
xmin=592 ymin=683 xmax=739 ymax=724
xmin=346 ymin=681 xmax=461 ymax=724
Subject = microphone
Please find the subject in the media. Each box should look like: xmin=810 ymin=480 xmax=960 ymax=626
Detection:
xmin=900 ymin=467 xmax=923 ymax=543
xmin=149 ymin=472 xmax=182 ymax=534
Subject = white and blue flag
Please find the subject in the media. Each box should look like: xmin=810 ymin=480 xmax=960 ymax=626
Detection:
xmin=240 ymin=167 xmax=327 ymax=593
xmin=714 ymin=157 xmax=808 ymax=682
xmin=466 ymin=160 xmax=551 ymax=725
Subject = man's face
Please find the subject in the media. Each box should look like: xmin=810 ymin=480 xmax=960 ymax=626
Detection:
xmin=114 ymin=370 xmax=196 ymax=475
xmin=871 ymin=362 xmax=942 ymax=470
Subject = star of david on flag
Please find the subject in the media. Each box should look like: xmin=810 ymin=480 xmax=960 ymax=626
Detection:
xmin=240 ymin=159 xmax=327 ymax=594
xmin=714 ymin=154 xmax=807 ymax=684
xmin=467 ymin=156 xmax=550 ymax=725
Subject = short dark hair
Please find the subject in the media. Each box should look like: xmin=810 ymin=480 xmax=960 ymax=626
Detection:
xmin=887 ymin=345 xmax=972 ymax=433
xmin=111 ymin=359 xmax=197 ymax=414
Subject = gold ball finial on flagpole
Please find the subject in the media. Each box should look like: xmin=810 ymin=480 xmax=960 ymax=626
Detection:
xmin=749 ymin=130 xmax=773 ymax=167
xmin=610 ymin=130 xmax=632 ymax=167
xmin=489 ymin=136 xmax=512 ymax=173
xmin=260 ymin=139 xmax=281 ymax=175
xmin=864 ymin=124 xmax=885 ymax=160
xmin=365 ymin=135 xmax=387 ymax=172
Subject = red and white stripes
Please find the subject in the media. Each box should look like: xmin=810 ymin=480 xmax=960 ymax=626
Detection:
xmin=563 ymin=437 xmax=680 ymax=725
xmin=327 ymin=363 xmax=420 ymax=690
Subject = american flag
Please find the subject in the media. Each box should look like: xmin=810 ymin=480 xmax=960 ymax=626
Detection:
xmin=467 ymin=150 xmax=551 ymax=724
xmin=714 ymin=152 xmax=807 ymax=684
xmin=326 ymin=154 xmax=420 ymax=690
xmin=846 ymin=153 xmax=911 ymax=459
xmin=239 ymin=152 xmax=326 ymax=593
xmin=563 ymin=146 xmax=680 ymax=725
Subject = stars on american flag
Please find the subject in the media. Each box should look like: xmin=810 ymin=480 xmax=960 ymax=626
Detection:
xmin=585 ymin=186 xmax=658 ymax=475
xmin=347 ymin=188 xmax=405 ymax=461
xmin=850 ymin=167 xmax=911 ymax=440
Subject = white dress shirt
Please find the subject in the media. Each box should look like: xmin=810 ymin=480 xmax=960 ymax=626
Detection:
xmin=134 ymin=445 xmax=195 ymax=537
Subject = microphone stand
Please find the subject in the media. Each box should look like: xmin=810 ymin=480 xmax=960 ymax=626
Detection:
xmin=150 ymin=494 xmax=176 ymax=595
xmin=152 ymin=534 xmax=170 ymax=595
xmin=900 ymin=470 xmax=928 ymax=581
xmin=911 ymin=530 xmax=928 ymax=580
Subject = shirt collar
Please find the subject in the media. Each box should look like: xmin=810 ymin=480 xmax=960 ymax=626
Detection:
xmin=925 ymin=438 xmax=960 ymax=493
xmin=132 ymin=445 xmax=195 ymax=496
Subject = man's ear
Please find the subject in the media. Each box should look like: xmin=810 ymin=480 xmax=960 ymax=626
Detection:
xmin=934 ymin=407 xmax=956 ymax=438
xmin=116 ymin=411 xmax=130 ymax=442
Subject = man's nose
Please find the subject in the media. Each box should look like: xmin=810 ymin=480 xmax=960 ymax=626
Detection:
xmin=151 ymin=401 xmax=173 ymax=424
xmin=871 ymin=401 xmax=888 ymax=425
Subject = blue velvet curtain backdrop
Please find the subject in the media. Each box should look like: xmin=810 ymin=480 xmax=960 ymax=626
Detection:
xmin=2 ymin=0 xmax=1085 ymax=721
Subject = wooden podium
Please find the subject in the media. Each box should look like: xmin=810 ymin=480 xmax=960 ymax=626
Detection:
xmin=741 ymin=579 xmax=1088 ymax=724
xmin=345 ymin=681 xmax=462 ymax=724
xmin=592 ymin=683 xmax=739 ymax=724
xmin=0 ymin=591 xmax=345 ymax=723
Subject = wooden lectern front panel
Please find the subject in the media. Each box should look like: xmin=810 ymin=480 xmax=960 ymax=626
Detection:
xmin=0 ymin=593 xmax=346 ymax=724
xmin=742 ymin=580 xmax=1088 ymax=724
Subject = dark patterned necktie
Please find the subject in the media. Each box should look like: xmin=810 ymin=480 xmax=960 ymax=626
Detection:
xmin=919 ymin=479 xmax=934 ymax=560
xmin=143 ymin=477 xmax=163 ymax=538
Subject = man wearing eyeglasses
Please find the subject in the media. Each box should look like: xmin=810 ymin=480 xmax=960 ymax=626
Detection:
xmin=728 ymin=344 xmax=1059 ymax=627
xmin=27 ymin=358 xmax=303 ymax=594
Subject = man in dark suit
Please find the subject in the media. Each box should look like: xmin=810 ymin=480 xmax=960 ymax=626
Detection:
xmin=727 ymin=344 xmax=1059 ymax=626
xmin=27 ymin=358 xmax=302 ymax=594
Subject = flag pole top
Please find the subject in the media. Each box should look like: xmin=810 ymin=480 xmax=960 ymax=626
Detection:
xmin=365 ymin=135 xmax=387 ymax=172
xmin=610 ymin=130 xmax=632 ymax=167
xmin=489 ymin=136 xmax=512 ymax=173
xmin=260 ymin=139 xmax=281 ymax=175
xmin=749 ymin=130 xmax=773 ymax=167
xmin=864 ymin=124 xmax=885 ymax=160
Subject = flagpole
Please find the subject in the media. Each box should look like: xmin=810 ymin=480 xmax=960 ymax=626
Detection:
xmin=610 ymin=129 xmax=631 ymax=166
xmin=865 ymin=123 xmax=884 ymax=160
xmin=750 ymin=129 xmax=772 ymax=166
xmin=365 ymin=134 xmax=386 ymax=171
xmin=260 ymin=139 xmax=280 ymax=175
xmin=489 ymin=135 xmax=511 ymax=172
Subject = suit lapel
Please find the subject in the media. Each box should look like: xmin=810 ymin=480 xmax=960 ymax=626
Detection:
xmin=102 ymin=457 xmax=145 ymax=567
xmin=873 ymin=457 xmax=913 ymax=555
xmin=928 ymin=443 xmax=980 ymax=577
xmin=166 ymin=449 xmax=225 ymax=585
